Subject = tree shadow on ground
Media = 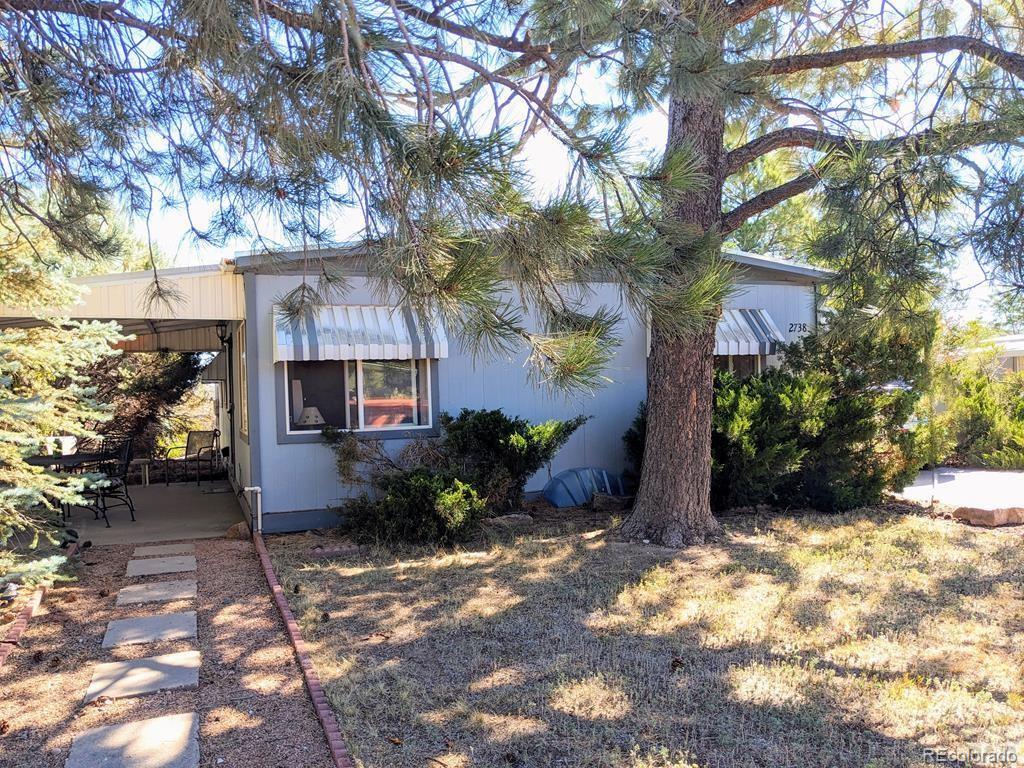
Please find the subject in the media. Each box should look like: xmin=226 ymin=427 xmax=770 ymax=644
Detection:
xmin=270 ymin=510 xmax=1024 ymax=768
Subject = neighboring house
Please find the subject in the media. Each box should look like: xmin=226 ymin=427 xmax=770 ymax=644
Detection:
xmin=0 ymin=247 xmax=829 ymax=533
xmin=992 ymin=333 xmax=1024 ymax=375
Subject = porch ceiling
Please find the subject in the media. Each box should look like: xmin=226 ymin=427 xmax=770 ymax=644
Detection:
xmin=0 ymin=317 xmax=227 ymax=352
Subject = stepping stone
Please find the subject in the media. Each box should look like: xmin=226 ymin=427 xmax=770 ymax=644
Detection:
xmin=133 ymin=543 xmax=195 ymax=557
xmin=65 ymin=711 xmax=199 ymax=768
xmin=85 ymin=650 xmax=200 ymax=702
xmin=126 ymin=555 xmax=196 ymax=577
xmin=102 ymin=611 xmax=197 ymax=647
xmin=116 ymin=580 xmax=197 ymax=606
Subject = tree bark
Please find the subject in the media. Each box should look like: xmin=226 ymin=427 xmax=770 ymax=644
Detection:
xmin=620 ymin=55 xmax=726 ymax=546
xmin=621 ymin=318 xmax=720 ymax=545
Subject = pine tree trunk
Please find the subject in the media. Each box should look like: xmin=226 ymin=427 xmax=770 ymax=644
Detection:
xmin=620 ymin=56 xmax=726 ymax=547
xmin=621 ymin=320 xmax=720 ymax=545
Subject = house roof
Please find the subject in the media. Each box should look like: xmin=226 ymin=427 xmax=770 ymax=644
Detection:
xmin=992 ymin=334 xmax=1024 ymax=355
xmin=232 ymin=244 xmax=833 ymax=283
xmin=0 ymin=244 xmax=829 ymax=352
xmin=723 ymin=249 xmax=833 ymax=282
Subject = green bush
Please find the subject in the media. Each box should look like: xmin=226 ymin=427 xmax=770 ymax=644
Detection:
xmin=710 ymin=370 xmax=819 ymax=509
xmin=329 ymin=408 xmax=586 ymax=544
xmin=343 ymin=468 xmax=486 ymax=545
xmin=714 ymin=369 xmax=919 ymax=512
xmin=627 ymin=369 xmax=921 ymax=514
xmin=920 ymin=329 xmax=1024 ymax=470
xmin=438 ymin=408 xmax=588 ymax=512
xmin=948 ymin=372 xmax=1005 ymax=461
xmin=622 ymin=402 xmax=646 ymax=479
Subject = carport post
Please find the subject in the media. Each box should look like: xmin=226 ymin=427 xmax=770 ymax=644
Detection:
xmin=243 ymin=486 xmax=262 ymax=534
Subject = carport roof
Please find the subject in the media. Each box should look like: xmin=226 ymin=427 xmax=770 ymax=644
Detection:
xmin=0 ymin=262 xmax=243 ymax=352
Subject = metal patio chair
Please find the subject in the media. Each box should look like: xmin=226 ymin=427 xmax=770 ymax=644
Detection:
xmin=81 ymin=436 xmax=136 ymax=527
xmin=163 ymin=429 xmax=220 ymax=486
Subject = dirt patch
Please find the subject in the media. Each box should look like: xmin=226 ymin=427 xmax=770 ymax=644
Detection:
xmin=0 ymin=538 xmax=333 ymax=768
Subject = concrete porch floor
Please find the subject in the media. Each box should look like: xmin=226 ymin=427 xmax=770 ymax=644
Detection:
xmin=64 ymin=481 xmax=246 ymax=546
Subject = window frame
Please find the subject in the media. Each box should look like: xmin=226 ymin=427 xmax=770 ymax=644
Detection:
xmin=283 ymin=357 xmax=433 ymax=436
xmin=238 ymin=321 xmax=249 ymax=438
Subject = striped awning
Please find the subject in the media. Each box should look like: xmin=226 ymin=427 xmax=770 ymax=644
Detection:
xmin=273 ymin=305 xmax=449 ymax=362
xmin=716 ymin=308 xmax=786 ymax=356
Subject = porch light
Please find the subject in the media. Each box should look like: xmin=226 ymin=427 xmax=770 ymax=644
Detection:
xmin=215 ymin=321 xmax=228 ymax=344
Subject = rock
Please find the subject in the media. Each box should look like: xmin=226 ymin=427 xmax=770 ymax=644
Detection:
xmin=0 ymin=583 xmax=18 ymax=604
xmin=84 ymin=651 xmax=200 ymax=702
xmin=484 ymin=513 xmax=534 ymax=530
xmin=126 ymin=556 xmax=196 ymax=577
xmin=952 ymin=506 xmax=1024 ymax=527
xmin=590 ymin=492 xmax=633 ymax=512
xmin=102 ymin=611 xmax=197 ymax=647
xmin=225 ymin=521 xmax=250 ymax=539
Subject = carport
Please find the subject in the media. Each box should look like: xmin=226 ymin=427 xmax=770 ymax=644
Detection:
xmin=0 ymin=262 xmax=249 ymax=542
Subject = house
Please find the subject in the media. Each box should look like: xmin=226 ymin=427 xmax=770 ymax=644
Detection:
xmin=0 ymin=248 xmax=830 ymax=533
xmin=992 ymin=333 xmax=1024 ymax=375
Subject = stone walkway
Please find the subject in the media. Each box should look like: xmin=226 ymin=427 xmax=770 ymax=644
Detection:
xmin=65 ymin=542 xmax=201 ymax=768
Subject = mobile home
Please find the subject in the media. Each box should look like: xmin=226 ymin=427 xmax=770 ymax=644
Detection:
xmin=0 ymin=248 xmax=830 ymax=533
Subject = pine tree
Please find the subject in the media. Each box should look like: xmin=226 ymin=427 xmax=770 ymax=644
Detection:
xmin=2 ymin=1 xmax=1024 ymax=544
xmin=0 ymin=217 xmax=124 ymax=546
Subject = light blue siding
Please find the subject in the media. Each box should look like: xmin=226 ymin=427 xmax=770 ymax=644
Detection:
xmin=244 ymin=275 xmax=648 ymax=518
xmin=727 ymin=280 xmax=816 ymax=345
xmin=242 ymin=272 xmax=817 ymax=523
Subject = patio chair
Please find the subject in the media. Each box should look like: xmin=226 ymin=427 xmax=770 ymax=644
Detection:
xmin=163 ymin=429 xmax=220 ymax=486
xmin=81 ymin=436 xmax=136 ymax=527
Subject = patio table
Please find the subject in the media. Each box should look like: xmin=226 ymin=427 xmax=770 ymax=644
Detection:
xmin=26 ymin=452 xmax=109 ymax=525
xmin=130 ymin=458 xmax=151 ymax=487
xmin=25 ymin=452 xmax=106 ymax=470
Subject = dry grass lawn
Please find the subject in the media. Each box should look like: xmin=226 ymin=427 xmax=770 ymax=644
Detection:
xmin=268 ymin=508 xmax=1024 ymax=768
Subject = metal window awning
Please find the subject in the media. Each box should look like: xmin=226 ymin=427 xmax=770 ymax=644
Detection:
xmin=716 ymin=309 xmax=785 ymax=356
xmin=200 ymin=351 xmax=228 ymax=382
xmin=273 ymin=305 xmax=450 ymax=362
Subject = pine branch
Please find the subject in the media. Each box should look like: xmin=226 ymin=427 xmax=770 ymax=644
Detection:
xmin=260 ymin=1 xmax=322 ymax=31
xmin=726 ymin=119 xmax=1018 ymax=175
xmin=382 ymin=0 xmax=544 ymax=56
xmin=1 ymin=0 xmax=185 ymax=42
xmin=738 ymin=35 xmax=1024 ymax=82
xmin=395 ymin=43 xmax=582 ymax=145
xmin=721 ymin=171 xmax=820 ymax=234
xmin=726 ymin=0 xmax=787 ymax=26
xmin=723 ymin=115 xmax=1024 ymax=228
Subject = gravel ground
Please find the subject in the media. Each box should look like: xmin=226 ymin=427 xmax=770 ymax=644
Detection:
xmin=0 ymin=537 xmax=334 ymax=768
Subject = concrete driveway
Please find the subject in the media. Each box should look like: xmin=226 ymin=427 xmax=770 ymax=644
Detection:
xmin=900 ymin=467 xmax=1024 ymax=510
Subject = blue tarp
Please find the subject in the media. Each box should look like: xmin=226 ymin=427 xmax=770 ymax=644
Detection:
xmin=542 ymin=467 xmax=632 ymax=508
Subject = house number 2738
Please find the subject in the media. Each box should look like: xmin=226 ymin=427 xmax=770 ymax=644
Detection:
xmin=788 ymin=322 xmax=808 ymax=332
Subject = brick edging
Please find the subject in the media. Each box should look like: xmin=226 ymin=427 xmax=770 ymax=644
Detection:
xmin=0 ymin=542 xmax=79 ymax=670
xmin=0 ymin=586 xmax=47 ymax=669
xmin=252 ymin=533 xmax=356 ymax=768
